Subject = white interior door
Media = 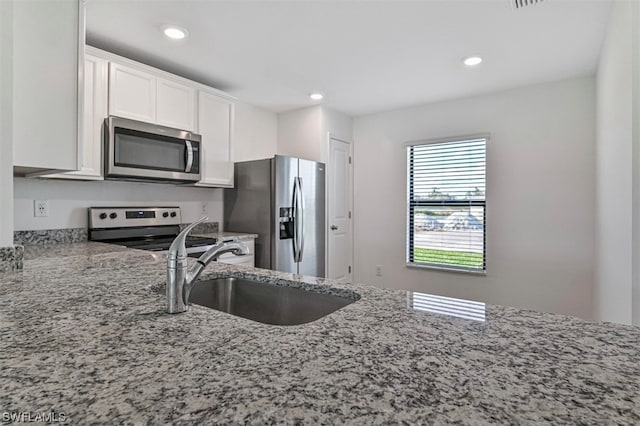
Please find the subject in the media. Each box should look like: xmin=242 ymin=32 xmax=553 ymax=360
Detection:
xmin=327 ymin=137 xmax=353 ymax=280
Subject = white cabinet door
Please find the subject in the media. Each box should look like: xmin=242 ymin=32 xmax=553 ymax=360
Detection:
xmin=217 ymin=255 xmax=255 ymax=267
xmin=12 ymin=0 xmax=83 ymax=172
xmin=108 ymin=63 xmax=156 ymax=122
xmin=157 ymin=78 xmax=196 ymax=131
xmin=196 ymin=91 xmax=234 ymax=188
xmin=45 ymin=54 xmax=108 ymax=180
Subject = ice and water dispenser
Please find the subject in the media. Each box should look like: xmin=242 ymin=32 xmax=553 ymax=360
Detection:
xmin=279 ymin=207 xmax=294 ymax=239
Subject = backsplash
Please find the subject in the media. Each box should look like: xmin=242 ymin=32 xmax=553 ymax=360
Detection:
xmin=0 ymin=245 xmax=24 ymax=272
xmin=13 ymin=177 xmax=223 ymax=231
xmin=14 ymin=228 xmax=87 ymax=246
xmin=14 ymin=223 xmax=219 ymax=246
xmin=180 ymin=221 xmax=219 ymax=234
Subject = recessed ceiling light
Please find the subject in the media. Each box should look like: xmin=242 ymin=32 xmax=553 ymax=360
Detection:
xmin=163 ymin=26 xmax=188 ymax=40
xmin=309 ymin=93 xmax=324 ymax=100
xmin=463 ymin=56 xmax=483 ymax=67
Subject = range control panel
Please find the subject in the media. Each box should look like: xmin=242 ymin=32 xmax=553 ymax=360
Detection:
xmin=88 ymin=207 xmax=182 ymax=229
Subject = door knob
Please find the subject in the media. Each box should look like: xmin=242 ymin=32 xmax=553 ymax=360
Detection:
xmin=330 ymin=225 xmax=338 ymax=230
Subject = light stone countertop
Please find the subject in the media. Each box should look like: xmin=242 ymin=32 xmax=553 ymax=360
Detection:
xmin=1 ymin=241 xmax=639 ymax=424
xmin=193 ymin=231 xmax=258 ymax=241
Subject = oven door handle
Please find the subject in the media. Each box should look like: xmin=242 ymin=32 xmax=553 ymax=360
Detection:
xmin=185 ymin=140 xmax=194 ymax=173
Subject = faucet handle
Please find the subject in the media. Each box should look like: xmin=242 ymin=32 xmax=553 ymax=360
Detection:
xmin=168 ymin=216 xmax=208 ymax=260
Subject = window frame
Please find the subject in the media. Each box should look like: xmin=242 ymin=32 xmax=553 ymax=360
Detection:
xmin=405 ymin=133 xmax=489 ymax=275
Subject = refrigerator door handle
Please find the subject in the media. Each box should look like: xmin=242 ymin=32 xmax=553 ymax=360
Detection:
xmin=292 ymin=176 xmax=299 ymax=262
xmin=297 ymin=177 xmax=305 ymax=262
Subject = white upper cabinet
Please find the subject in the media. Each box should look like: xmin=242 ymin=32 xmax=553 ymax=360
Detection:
xmin=80 ymin=54 xmax=109 ymax=178
xmin=108 ymin=63 xmax=156 ymax=123
xmin=12 ymin=0 xmax=83 ymax=173
xmin=35 ymin=44 xmax=235 ymax=186
xmin=157 ymin=78 xmax=196 ymax=131
xmin=196 ymin=91 xmax=234 ymax=188
xmin=45 ymin=53 xmax=108 ymax=180
xmin=109 ymin=66 xmax=197 ymax=132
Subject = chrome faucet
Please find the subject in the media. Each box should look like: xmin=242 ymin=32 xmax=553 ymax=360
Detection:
xmin=166 ymin=217 xmax=250 ymax=314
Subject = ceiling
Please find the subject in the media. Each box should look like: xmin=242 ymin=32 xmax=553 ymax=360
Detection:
xmin=86 ymin=0 xmax=612 ymax=117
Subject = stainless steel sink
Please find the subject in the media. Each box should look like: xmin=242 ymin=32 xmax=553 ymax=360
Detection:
xmin=188 ymin=277 xmax=356 ymax=325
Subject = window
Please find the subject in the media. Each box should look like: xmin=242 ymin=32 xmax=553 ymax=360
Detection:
xmin=407 ymin=136 xmax=487 ymax=273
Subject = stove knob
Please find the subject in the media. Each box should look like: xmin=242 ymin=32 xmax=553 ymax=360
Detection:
xmin=109 ymin=212 xmax=118 ymax=219
xmin=99 ymin=213 xmax=107 ymax=220
xmin=170 ymin=212 xmax=177 ymax=218
xmin=163 ymin=212 xmax=169 ymax=218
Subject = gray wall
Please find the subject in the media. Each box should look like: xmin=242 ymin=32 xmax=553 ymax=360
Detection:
xmin=595 ymin=0 xmax=640 ymax=325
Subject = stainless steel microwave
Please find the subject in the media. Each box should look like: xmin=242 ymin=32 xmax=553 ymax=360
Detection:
xmin=105 ymin=116 xmax=202 ymax=183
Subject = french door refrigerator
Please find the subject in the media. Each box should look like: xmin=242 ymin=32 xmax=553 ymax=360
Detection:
xmin=224 ymin=155 xmax=326 ymax=277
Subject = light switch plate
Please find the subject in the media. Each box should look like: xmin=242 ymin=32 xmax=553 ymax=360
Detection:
xmin=375 ymin=265 xmax=383 ymax=277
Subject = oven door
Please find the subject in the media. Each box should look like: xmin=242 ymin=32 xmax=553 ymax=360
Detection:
xmin=105 ymin=116 xmax=202 ymax=182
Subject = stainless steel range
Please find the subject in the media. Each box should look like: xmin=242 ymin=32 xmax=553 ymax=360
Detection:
xmin=88 ymin=207 xmax=217 ymax=257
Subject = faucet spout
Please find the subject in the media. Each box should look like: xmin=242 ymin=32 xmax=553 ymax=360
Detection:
xmin=166 ymin=219 xmax=249 ymax=314
xmin=183 ymin=240 xmax=250 ymax=306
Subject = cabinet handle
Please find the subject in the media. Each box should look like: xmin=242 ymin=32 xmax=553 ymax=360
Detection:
xmin=330 ymin=225 xmax=338 ymax=230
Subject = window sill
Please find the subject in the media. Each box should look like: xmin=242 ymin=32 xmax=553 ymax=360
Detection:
xmin=406 ymin=262 xmax=486 ymax=276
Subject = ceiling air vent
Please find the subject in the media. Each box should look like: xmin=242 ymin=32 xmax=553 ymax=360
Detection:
xmin=511 ymin=0 xmax=544 ymax=9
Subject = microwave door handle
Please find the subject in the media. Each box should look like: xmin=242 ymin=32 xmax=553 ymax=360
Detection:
xmin=184 ymin=140 xmax=193 ymax=173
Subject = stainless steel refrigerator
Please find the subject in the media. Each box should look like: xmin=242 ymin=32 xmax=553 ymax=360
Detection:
xmin=224 ymin=155 xmax=325 ymax=277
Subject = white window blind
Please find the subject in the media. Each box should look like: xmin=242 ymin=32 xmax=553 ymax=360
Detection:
xmin=407 ymin=137 xmax=486 ymax=273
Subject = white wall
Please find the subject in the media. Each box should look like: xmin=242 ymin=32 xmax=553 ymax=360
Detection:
xmin=13 ymin=178 xmax=223 ymax=231
xmin=595 ymin=0 xmax=639 ymax=325
xmin=278 ymin=106 xmax=323 ymax=162
xmin=353 ymin=76 xmax=596 ymax=319
xmin=633 ymin=1 xmax=640 ymax=327
xmin=0 ymin=0 xmax=14 ymax=246
xmin=13 ymin=100 xmax=278 ymax=232
xmin=234 ymin=101 xmax=278 ymax=162
xmin=321 ymin=107 xmax=353 ymax=145
xmin=277 ymin=105 xmax=353 ymax=163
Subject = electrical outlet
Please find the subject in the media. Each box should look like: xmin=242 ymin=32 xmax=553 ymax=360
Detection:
xmin=34 ymin=200 xmax=49 ymax=217
xmin=201 ymin=202 xmax=208 ymax=215
xmin=375 ymin=265 xmax=382 ymax=277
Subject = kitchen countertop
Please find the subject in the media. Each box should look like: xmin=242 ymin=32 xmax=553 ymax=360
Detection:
xmin=193 ymin=231 xmax=258 ymax=241
xmin=1 ymin=242 xmax=639 ymax=424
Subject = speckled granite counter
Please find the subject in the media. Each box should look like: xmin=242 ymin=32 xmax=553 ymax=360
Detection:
xmin=193 ymin=231 xmax=258 ymax=241
xmin=1 ymin=242 xmax=639 ymax=424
